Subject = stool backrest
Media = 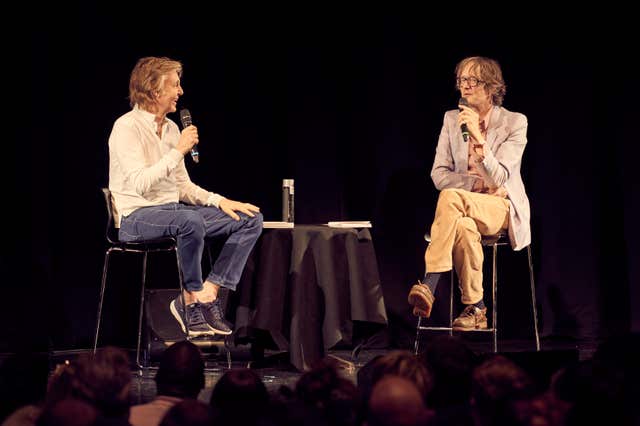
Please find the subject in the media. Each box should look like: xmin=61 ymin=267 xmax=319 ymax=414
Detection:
xmin=101 ymin=188 xmax=120 ymax=245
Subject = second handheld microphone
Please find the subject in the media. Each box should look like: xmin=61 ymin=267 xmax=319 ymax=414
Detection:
xmin=459 ymin=97 xmax=470 ymax=143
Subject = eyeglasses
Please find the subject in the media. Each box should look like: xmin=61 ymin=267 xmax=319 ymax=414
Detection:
xmin=456 ymin=77 xmax=484 ymax=88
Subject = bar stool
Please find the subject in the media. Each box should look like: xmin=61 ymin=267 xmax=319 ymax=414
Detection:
xmin=94 ymin=188 xmax=232 ymax=369
xmin=413 ymin=232 xmax=540 ymax=354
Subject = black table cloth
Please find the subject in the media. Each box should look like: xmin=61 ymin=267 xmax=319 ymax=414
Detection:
xmin=228 ymin=225 xmax=388 ymax=371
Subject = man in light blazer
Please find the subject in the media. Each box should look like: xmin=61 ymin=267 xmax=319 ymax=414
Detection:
xmin=408 ymin=56 xmax=531 ymax=330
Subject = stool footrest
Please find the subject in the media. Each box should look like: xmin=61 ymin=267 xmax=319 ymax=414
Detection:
xmin=417 ymin=326 xmax=453 ymax=331
xmin=417 ymin=326 xmax=497 ymax=332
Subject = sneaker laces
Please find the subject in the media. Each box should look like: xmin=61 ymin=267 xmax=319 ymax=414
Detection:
xmin=186 ymin=303 xmax=209 ymax=327
xmin=204 ymin=300 xmax=223 ymax=321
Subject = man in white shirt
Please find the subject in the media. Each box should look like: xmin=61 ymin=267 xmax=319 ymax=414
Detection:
xmin=108 ymin=56 xmax=263 ymax=336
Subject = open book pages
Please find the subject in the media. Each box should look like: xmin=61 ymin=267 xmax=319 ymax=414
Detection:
xmin=263 ymin=221 xmax=295 ymax=229
xmin=327 ymin=221 xmax=372 ymax=228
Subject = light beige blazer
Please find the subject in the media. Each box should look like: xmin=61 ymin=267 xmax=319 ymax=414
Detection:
xmin=430 ymin=106 xmax=531 ymax=250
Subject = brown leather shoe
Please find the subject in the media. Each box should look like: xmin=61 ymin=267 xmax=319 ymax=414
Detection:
xmin=452 ymin=305 xmax=488 ymax=330
xmin=407 ymin=282 xmax=435 ymax=318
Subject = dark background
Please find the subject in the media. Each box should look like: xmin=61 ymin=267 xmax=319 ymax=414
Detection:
xmin=4 ymin=6 xmax=638 ymax=353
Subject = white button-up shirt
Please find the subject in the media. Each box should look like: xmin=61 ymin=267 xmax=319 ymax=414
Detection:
xmin=108 ymin=105 xmax=223 ymax=227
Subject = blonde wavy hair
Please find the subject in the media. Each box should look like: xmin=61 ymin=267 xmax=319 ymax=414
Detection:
xmin=128 ymin=56 xmax=183 ymax=109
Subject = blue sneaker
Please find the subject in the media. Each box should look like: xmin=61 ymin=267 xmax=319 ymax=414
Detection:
xmin=200 ymin=299 xmax=233 ymax=335
xmin=170 ymin=296 xmax=215 ymax=337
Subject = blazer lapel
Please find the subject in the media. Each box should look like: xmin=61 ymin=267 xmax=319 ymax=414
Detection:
xmin=487 ymin=106 xmax=506 ymax=149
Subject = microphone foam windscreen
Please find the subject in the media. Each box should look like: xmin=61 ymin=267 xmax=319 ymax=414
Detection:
xmin=179 ymin=109 xmax=192 ymax=127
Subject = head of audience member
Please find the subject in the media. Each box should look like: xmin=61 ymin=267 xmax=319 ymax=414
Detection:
xmin=552 ymin=358 xmax=630 ymax=426
xmin=263 ymin=384 xmax=331 ymax=426
xmin=418 ymin=335 xmax=477 ymax=409
xmin=44 ymin=361 xmax=77 ymax=410
xmin=210 ymin=368 xmax=269 ymax=426
xmin=470 ymin=354 xmax=536 ymax=426
xmin=154 ymin=341 xmax=205 ymax=399
xmin=70 ymin=346 xmax=132 ymax=419
xmin=294 ymin=357 xmax=361 ymax=426
xmin=366 ymin=375 xmax=433 ymax=426
xmin=358 ymin=350 xmax=432 ymax=406
xmin=159 ymin=399 xmax=212 ymax=426
xmin=592 ymin=331 xmax=639 ymax=420
xmin=36 ymin=398 xmax=98 ymax=426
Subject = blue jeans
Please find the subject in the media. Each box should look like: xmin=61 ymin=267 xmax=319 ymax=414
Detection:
xmin=119 ymin=203 xmax=263 ymax=291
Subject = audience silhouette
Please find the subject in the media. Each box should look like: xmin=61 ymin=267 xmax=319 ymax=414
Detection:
xmin=3 ymin=332 xmax=639 ymax=426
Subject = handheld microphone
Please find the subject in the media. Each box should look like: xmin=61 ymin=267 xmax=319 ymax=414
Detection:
xmin=459 ymin=97 xmax=470 ymax=143
xmin=179 ymin=108 xmax=199 ymax=163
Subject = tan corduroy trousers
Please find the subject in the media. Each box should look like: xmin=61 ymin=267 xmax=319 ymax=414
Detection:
xmin=425 ymin=188 xmax=509 ymax=304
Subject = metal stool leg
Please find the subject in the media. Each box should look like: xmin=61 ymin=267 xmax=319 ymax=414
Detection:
xmin=491 ymin=243 xmax=498 ymax=353
xmin=174 ymin=246 xmax=190 ymax=340
xmin=94 ymin=249 xmax=113 ymax=353
xmin=414 ymin=316 xmax=423 ymax=355
xmin=135 ymin=252 xmax=148 ymax=370
xmin=527 ymin=246 xmax=541 ymax=351
xmin=225 ymin=340 xmax=232 ymax=369
xmin=448 ymin=270 xmax=454 ymax=335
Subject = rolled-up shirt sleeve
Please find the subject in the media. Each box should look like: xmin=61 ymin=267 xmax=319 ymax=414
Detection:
xmin=172 ymin=159 xmax=224 ymax=207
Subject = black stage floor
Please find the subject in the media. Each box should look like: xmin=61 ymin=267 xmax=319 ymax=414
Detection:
xmin=44 ymin=335 xmax=596 ymax=405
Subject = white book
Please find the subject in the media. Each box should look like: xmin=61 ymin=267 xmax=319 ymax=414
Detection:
xmin=327 ymin=221 xmax=372 ymax=228
xmin=263 ymin=221 xmax=295 ymax=229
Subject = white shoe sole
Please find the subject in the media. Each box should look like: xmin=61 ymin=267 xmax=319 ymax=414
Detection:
xmin=209 ymin=325 xmax=233 ymax=336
